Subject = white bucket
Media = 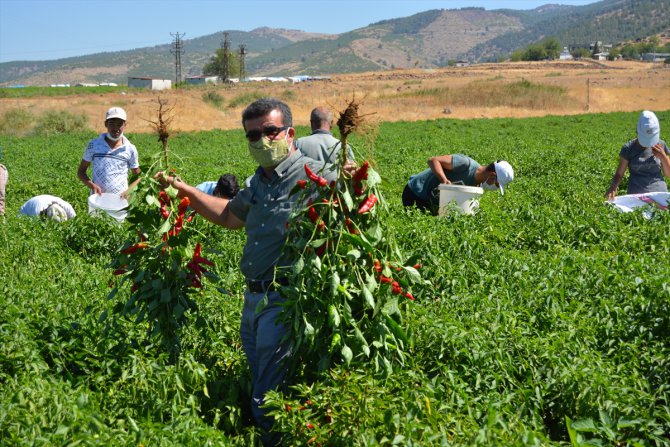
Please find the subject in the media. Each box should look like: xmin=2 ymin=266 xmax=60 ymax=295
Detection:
xmin=438 ymin=184 xmax=483 ymax=216
xmin=88 ymin=193 xmax=128 ymax=222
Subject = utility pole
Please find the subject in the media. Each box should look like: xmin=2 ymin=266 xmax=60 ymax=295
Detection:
xmin=170 ymin=32 xmax=185 ymax=85
xmin=239 ymin=44 xmax=246 ymax=82
xmin=220 ymin=32 xmax=230 ymax=83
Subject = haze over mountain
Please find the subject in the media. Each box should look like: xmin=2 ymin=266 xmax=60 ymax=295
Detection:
xmin=0 ymin=0 xmax=668 ymax=86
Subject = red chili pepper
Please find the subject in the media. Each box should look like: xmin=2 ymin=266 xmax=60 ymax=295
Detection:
xmin=357 ymin=194 xmax=378 ymax=214
xmin=346 ymin=218 xmax=359 ymax=235
xmin=404 ymin=291 xmax=415 ymax=301
xmin=413 ymin=263 xmax=422 ymax=269
xmin=130 ymin=282 xmax=140 ymax=292
xmin=177 ymin=196 xmax=190 ymax=215
xmin=296 ymin=179 xmax=307 ymax=189
xmin=304 ymin=164 xmax=328 ymax=187
xmin=379 ymin=276 xmax=393 ymax=284
xmin=308 ymin=206 xmax=319 ymax=224
xmin=354 ymin=184 xmax=364 ymax=197
xmin=160 ymin=205 xmax=170 ymax=220
xmin=120 ymin=242 xmax=149 ymax=254
xmin=353 ymin=161 xmax=369 ymax=181
xmin=317 ymin=220 xmax=326 ymax=231
xmin=185 ymin=211 xmax=195 ymax=223
xmin=113 ymin=268 xmax=127 ymax=276
xmin=158 ymin=190 xmax=170 ymax=205
xmin=374 ymin=259 xmax=382 ymax=273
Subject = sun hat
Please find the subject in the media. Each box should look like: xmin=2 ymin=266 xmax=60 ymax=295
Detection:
xmin=494 ymin=161 xmax=514 ymax=195
xmin=637 ymin=110 xmax=660 ymax=148
xmin=105 ymin=106 xmax=127 ymax=121
xmin=44 ymin=203 xmax=68 ymax=222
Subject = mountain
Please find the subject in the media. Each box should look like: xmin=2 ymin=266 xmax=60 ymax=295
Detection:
xmin=1 ymin=0 xmax=668 ymax=85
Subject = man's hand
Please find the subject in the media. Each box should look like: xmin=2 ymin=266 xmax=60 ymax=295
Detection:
xmin=605 ymin=189 xmax=617 ymax=201
xmin=342 ymin=160 xmax=358 ymax=176
xmin=91 ymin=183 xmax=103 ymax=195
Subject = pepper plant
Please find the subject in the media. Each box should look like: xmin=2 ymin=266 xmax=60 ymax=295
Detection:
xmin=108 ymin=100 xmax=215 ymax=360
xmin=278 ymin=100 xmax=426 ymax=378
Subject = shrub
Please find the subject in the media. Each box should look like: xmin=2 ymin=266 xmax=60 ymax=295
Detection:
xmin=202 ymin=91 xmax=225 ymax=109
xmin=228 ymin=91 xmax=265 ymax=108
xmin=32 ymin=110 xmax=90 ymax=136
xmin=0 ymin=108 xmax=35 ymax=135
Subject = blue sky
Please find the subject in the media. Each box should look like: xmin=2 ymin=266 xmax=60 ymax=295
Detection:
xmin=0 ymin=0 xmax=597 ymax=63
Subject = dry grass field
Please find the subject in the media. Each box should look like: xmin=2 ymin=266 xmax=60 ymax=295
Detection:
xmin=1 ymin=59 xmax=668 ymax=134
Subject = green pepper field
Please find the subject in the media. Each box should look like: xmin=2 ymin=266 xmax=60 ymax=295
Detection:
xmin=1 ymin=110 xmax=669 ymax=446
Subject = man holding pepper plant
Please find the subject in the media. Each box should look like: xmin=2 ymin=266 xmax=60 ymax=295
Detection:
xmin=158 ymin=98 xmax=351 ymax=446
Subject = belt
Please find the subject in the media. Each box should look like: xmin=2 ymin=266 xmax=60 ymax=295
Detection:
xmin=246 ymin=277 xmax=289 ymax=293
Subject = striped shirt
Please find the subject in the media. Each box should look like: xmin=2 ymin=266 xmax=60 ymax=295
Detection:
xmin=83 ymin=134 xmax=139 ymax=195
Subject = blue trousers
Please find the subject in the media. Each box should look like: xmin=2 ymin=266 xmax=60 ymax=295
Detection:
xmin=240 ymin=289 xmax=292 ymax=445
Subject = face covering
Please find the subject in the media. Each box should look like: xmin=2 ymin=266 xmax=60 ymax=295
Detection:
xmin=480 ymin=175 xmax=498 ymax=191
xmin=106 ymin=132 xmax=123 ymax=142
xmin=248 ymin=133 xmax=290 ymax=168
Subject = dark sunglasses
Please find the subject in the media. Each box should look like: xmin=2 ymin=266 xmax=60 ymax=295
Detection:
xmin=245 ymin=125 xmax=288 ymax=142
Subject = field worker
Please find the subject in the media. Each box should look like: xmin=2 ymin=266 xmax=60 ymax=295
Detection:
xmin=158 ymin=98 xmax=345 ymax=446
xmin=0 ymin=162 xmax=6 ymax=216
xmin=403 ymin=154 xmax=514 ymax=214
xmin=195 ymin=173 xmax=240 ymax=199
xmin=295 ymin=106 xmax=354 ymax=164
xmin=19 ymin=195 xmax=76 ymax=222
xmin=77 ymin=107 xmax=141 ymax=199
xmin=605 ymin=110 xmax=669 ymax=201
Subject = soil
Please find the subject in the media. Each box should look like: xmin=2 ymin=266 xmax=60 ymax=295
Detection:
xmin=1 ymin=59 xmax=668 ymax=134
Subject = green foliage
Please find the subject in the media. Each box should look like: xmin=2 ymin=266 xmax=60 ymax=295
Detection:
xmin=202 ymin=91 xmax=225 ymax=109
xmin=1 ymin=111 xmax=670 ymax=445
xmin=0 ymin=85 xmax=129 ymax=98
xmin=228 ymin=91 xmax=265 ymax=108
xmin=203 ymin=48 xmax=241 ymax=80
xmin=32 ymin=110 xmax=90 ymax=136
xmin=0 ymin=108 xmax=35 ymax=135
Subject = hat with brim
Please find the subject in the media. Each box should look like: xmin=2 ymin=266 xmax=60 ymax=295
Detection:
xmin=637 ymin=110 xmax=660 ymax=148
xmin=494 ymin=161 xmax=514 ymax=195
xmin=105 ymin=107 xmax=127 ymax=121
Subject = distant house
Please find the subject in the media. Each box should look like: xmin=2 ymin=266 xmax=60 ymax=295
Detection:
xmin=559 ymin=47 xmax=573 ymax=60
xmin=455 ymin=60 xmax=469 ymax=67
xmin=641 ymin=52 xmax=670 ymax=62
xmin=127 ymin=77 xmax=171 ymax=90
xmin=593 ymin=53 xmax=608 ymax=61
xmin=185 ymin=75 xmax=218 ymax=85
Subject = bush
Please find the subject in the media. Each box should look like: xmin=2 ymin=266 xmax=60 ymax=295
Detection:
xmin=0 ymin=108 xmax=35 ymax=135
xmin=228 ymin=91 xmax=265 ymax=108
xmin=202 ymin=91 xmax=225 ymax=109
xmin=32 ymin=110 xmax=90 ymax=136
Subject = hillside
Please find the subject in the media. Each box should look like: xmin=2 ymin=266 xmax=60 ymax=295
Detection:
xmin=0 ymin=0 xmax=668 ymax=85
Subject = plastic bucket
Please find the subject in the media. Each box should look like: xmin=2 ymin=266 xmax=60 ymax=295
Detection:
xmin=88 ymin=193 xmax=128 ymax=222
xmin=438 ymin=184 xmax=483 ymax=215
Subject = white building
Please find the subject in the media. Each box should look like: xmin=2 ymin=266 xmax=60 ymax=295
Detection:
xmin=127 ymin=77 xmax=171 ymax=90
xmin=559 ymin=47 xmax=573 ymax=60
xmin=185 ymin=75 xmax=218 ymax=85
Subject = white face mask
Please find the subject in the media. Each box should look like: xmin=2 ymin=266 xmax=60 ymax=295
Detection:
xmin=481 ymin=181 xmax=498 ymax=191
xmin=107 ymin=132 xmax=123 ymax=142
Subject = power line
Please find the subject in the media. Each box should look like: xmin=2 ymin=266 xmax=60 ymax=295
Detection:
xmin=170 ymin=32 xmax=185 ymax=84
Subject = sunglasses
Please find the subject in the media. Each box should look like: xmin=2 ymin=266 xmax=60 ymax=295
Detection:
xmin=245 ymin=125 xmax=288 ymax=142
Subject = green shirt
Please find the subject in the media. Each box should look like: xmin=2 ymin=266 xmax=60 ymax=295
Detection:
xmin=407 ymin=154 xmax=480 ymax=204
xmin=228 ymin=151 xmax=336 ymax=281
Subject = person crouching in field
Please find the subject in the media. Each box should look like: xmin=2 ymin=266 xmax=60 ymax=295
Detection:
xmin=403 ymin=154 xmax=514 ymax=214
xmin=295 ymin=106 xmax=355 ymax=164
xmin=195 ymin=173 xmax=240 ymax=199
xmin=77 ymin=107 xmax=141 ymax=199
xmin=19 ymin=195 xmax=76 ymax=222
xmin=605 ymin=110 xmax=670 ymax=201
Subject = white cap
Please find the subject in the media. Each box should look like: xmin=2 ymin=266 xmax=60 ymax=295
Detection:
xmin=105 ymin=107 xmax=127 ymax=121
xmin=494 ymin=161 xmax=514 ymax=195
xmin=637 ymin=110 xmax=660 ymax=148
xmin=44 ymin=203 xmax=68 ymax=222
